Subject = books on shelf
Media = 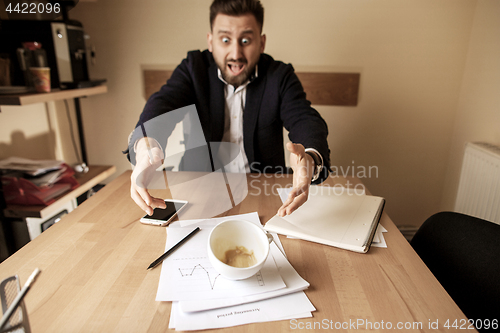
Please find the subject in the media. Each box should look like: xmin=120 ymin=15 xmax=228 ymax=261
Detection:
xmin=264 ymin=186 xmax=385 ymax=253
xmin=0 ymin=157 xmax=78 ymax=206
xmin=0 ymin=157 xmax=63 ymax=176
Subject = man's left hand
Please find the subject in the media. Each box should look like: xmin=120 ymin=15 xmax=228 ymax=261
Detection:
xmin=277 ymin=142 xmax=315 ymax=217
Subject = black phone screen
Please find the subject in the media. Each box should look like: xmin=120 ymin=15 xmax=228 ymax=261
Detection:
xmin=147 ymin=200 xmax=187 ymax=221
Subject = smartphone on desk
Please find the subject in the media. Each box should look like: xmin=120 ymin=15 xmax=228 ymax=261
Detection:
xmin=140 ymin=199 xmax=188 ymax=226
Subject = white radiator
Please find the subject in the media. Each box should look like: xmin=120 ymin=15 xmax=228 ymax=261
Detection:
xmin=454 ymin=142 xmax=500 ymax=224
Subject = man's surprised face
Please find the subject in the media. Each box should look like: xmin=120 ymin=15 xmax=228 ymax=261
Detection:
xmin=208 ymin=13 xmax=266 ymax=87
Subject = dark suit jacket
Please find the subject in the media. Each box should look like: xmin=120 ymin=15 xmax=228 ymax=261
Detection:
xmin=127 ymin=50 xmax=330 ymax=182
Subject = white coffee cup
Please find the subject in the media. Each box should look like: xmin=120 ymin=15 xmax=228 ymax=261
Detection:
xmin=207 ymin=219 xmax=273 ymax=280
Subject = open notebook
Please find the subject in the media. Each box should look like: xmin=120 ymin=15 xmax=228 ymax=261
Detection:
xmin=264 ymin=187 xmax=385 ymax=253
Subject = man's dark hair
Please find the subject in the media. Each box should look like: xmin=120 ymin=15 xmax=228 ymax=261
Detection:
xmin=210 ymin=0 xmax=264 ymax=32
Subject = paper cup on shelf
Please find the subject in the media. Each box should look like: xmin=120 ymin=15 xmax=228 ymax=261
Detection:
xmin=29 ymin=67 xmax=51 ymax=93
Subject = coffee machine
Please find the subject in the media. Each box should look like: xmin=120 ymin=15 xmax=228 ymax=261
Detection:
xmin=0 ymin=19 xmax=91 ymax=89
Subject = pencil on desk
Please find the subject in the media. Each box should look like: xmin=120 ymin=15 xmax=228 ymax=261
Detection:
xmin=147 ymin=227 xmax=200 ymax=270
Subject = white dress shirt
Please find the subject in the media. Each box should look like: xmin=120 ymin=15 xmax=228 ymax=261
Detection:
xmin=218 ymin=68 xmax=254 ymax=173
xmin=217 ymin=67 xmax=324 ymax=179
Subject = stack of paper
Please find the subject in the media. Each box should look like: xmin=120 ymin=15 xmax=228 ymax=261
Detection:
xmin=0 ymin=157 xmax=77 ymax=205
xmin=0 ymin=157 xmax=63 ymax=177
xmin=157 ymin=212 xmax=315 ymax=331
xmin=0 ymin=157 xmax=66 ymax=187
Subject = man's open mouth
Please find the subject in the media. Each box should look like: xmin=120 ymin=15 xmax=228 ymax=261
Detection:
xmin=227 ymin=63 xmax=246 ymax=76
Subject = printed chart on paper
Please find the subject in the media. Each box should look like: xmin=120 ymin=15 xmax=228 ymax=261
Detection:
xmin=175 ymin=259 xmax=265 ymax=291
xmin=156 ymin=228 xmax=286 ymax=302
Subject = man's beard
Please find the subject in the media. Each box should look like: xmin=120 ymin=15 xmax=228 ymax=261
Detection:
xmin=218 ymin=59 xmax=255 ymax=87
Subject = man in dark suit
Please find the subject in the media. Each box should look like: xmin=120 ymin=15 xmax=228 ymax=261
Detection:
xmin=128 ymin=0 xmax=330 ymax=217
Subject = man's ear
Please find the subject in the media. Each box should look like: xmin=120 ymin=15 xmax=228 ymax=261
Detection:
xmin=207 ymin=32 xmax=213 ymax=52
xmin=260 ymin=34 xmax=266 ymax=53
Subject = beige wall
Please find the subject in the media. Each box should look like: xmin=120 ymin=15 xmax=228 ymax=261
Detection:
xmin=4 ymin=0 xmax=497 ymax=229
xmin=440 ymin=0 xmax=500 ymax=211
xmin=0 ymin=101 xmax=82 ymax=164
xmin=0 ymin=103 xmax=54 ymax=160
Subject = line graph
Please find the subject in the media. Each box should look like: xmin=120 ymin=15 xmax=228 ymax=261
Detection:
xmin=157 ymin=227 xmax=285 ymax=301
xmin=178 ymin=264 xmax=221 ymax=290
xmin=178 ymin=264 xmax=265 ymax=290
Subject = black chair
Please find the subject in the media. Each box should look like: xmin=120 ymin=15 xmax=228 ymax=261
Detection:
xmin=411 ymin=212 xmax=500 ymax=330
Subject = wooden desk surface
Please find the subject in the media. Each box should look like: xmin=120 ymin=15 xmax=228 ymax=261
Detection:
xmin=0 ymin=171 xmax=472 ymax=332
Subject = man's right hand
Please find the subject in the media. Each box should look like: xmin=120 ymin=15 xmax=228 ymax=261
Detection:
xmin=130 ymin=138 xmax=167 ymax=215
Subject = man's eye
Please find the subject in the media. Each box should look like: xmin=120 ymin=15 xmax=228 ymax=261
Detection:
xmin=222 ymin=37 xmax=230 ymax=43
xmin=241 ymin=38 xmax=250 ymax=44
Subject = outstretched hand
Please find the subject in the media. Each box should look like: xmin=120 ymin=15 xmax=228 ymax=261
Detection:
xmin=130 ymin=138 xmax=167 ymax=216
xmin=277 ymin=142 xmax=316 ymax=217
